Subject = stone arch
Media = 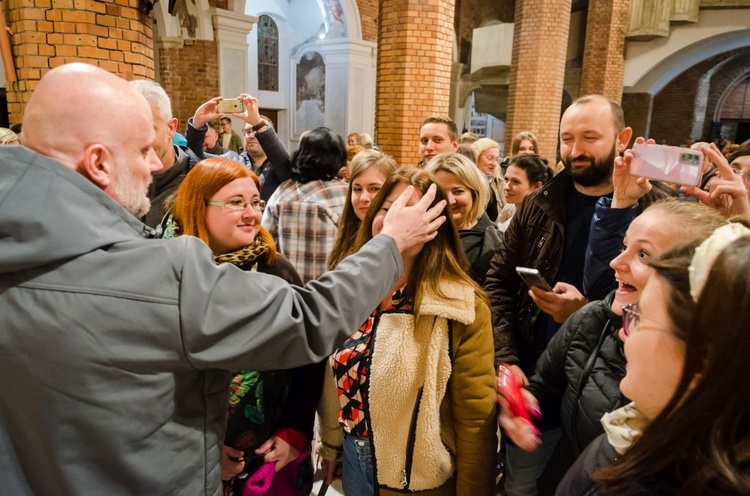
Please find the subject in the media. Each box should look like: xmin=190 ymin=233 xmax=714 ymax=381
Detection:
xmin=715 ymin=70 xmax=750 ymax=122
xmin=625 ymin=27 xmax=750 ymax=95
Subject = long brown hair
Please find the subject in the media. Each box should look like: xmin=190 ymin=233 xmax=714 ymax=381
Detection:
xmin=328 ymin=151 xmax=397 ymax=269
xmin=595 ymin=230 xmax=750 ymax=493
xmin=353 ymin=167 xmax=484 ymax=316
xmin=172 ymin=157 xmax=277 ymax=263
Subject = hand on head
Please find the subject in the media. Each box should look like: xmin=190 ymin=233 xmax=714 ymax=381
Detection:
xmin=378 ymin=183 xmax=447 ymax=253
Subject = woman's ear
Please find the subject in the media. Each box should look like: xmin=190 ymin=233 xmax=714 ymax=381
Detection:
xmin=80 ymin=144 xmax=114 ymax=189
xmin=534 ymin=181 xmax=543 ymax=189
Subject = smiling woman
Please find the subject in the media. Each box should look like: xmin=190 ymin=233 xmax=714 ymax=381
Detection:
xmin=170 ymin=157 xmax=324 ymax=496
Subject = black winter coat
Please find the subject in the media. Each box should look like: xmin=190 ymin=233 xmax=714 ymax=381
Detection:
xmin=527 ymin=291 xmax=627 ymax=459
xmin=485 ymin=171 xmax=674 ymax=371
xmin=459 ymin=213 xmax=502 ymax=287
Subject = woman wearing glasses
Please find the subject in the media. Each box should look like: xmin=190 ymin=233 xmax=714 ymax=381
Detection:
xmin=558 ymin=223 xmax=750 ymax=494
xmin=170 ymin=157 xmax=324 ymax=496
xmin=498 ymin=199 xmax=726 ymax=493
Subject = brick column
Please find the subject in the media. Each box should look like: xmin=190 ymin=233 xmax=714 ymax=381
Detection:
xmin=505 ymin=0 xmax=571 ymax=162
xmin=580 ymin=0 xmax=629 ymax=102
xmin=4 ymin=0 xmax=154 ymax=125
xmin=376 ymin=0 xmax=455 ymax=166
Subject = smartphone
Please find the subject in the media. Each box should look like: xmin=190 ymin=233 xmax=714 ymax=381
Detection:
xmin=217 ymin=99 xmax=244 ymax=114
xmin=630 ymin=143 xmax=703 ymax=187
xmin=497 ymin=364 xmax=531 ymax=422
xmin=516 ymin=267 xmax=553 ymax=292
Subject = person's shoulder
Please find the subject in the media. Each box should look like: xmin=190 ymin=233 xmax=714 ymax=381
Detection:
xmin=259 ymin=253 xmax=303 ymax=285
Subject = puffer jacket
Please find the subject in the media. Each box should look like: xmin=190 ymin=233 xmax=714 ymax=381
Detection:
xmin=485 ymin=170 xmax=673 ymax=371
xmin=526 ymin=291 xmax=627 ymax=458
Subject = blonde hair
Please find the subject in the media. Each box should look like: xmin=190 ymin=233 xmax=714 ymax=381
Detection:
xmin=472 ymin=138 xmax=500 ymax=163
xmin=424 ymin=152 xmax=490 ymax=224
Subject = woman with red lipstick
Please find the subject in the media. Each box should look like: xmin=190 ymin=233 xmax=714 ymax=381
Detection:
xmin=170 ymin=157 xmax=324 ymax=496
xmin=498 ymin=199 xmax=725 ymax=493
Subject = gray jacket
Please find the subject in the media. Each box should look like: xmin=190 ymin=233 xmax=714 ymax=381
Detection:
xmin=0 ymin=146 xmax=402 ymax=495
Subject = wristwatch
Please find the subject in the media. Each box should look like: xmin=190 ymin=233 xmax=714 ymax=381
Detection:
xmin=251 ymin=121 xmax=267 ymax=133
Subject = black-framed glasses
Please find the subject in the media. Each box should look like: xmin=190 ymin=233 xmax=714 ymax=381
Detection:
xmin=621 ymin=303 xmax=640 ymax=337
xmin=207 ymin=198 xmax=266 ymax=212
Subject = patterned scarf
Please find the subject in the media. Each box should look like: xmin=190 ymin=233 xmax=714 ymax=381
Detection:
xmin=164 ymin=214 xmax=269 ymax=270
xmin=213 ymin=236 xmax=270 ymax=270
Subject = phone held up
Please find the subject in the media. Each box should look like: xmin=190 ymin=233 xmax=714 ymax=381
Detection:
xmin=217 ymin=99 xmax=244 ymax=114
xmin=629 ymin=143 xmax=703 ymax=187
xmin=515 ymin=267 xmax=553 ymax=292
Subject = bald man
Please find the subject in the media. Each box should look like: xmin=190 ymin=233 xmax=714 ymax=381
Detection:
xmin=0 ymin=63 xmax=446 ymax=495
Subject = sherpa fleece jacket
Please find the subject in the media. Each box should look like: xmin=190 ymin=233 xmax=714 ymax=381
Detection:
xmin=320 ymin=280 xmax=497 ymax=496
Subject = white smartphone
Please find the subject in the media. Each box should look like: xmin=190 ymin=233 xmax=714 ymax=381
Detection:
xmin=516 ymin=267 xmax=554 ymax=292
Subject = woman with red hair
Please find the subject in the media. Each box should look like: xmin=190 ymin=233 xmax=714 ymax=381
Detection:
xmin=170 ymin=157 xmax=324 ymax=496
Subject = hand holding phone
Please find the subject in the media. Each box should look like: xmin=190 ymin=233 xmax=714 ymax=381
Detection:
xmin=630 ymin=143 xmax=703 ymax=187
xmin=496 ymin=364 xmax=531 ymax=423
xmin=516 ymin=267 xmax=553 ymax=292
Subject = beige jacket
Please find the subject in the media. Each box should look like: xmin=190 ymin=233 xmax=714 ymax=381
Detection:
xmin=319 ymin=281 xmax=497 ymax=495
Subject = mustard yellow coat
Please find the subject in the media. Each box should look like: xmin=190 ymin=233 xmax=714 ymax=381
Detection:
xmin=319 ymin=280 xmax=498 ymax=496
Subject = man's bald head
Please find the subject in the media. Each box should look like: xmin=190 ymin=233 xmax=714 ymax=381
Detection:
xmin=23 ymin=63 xmax=154 ymax=169
xmin=22 ymin=63 xmax=160 ymax=217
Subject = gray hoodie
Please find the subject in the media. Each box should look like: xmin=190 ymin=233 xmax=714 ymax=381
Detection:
xmin=0 ymin=146 xmax=401 ymax=495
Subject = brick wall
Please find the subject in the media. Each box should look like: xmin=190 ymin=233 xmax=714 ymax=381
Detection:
xmin=621 ymin=92 xmax=652 ymax=140
xmin=579 ymin=0 xmax=628 ymax=102
xmin=355 ymin=0 xmax=378 ymax=42
xmin=5 ymin=0 xmax=154 ymax=125
xmin=505 ymin=0 xmax=571 ymax=161
xmin=650 ymin=53 xmax=733 ymax=146
xmin=157 ymin=39 xmax=219 ymax=133
xmin=702 ymin=53 xmax=750 ymax=140
xmin=375 ymin=0 xmax=455 ymax=166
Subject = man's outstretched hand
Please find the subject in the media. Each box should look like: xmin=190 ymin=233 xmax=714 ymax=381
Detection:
xmin=379 ymin=184 xmax=447 ymax=253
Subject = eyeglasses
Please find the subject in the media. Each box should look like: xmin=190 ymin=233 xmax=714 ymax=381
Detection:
xmin=621 ymin=303 xmax=640 ymax=336
xmin=207 ymin=198 xmax=266 ymax=212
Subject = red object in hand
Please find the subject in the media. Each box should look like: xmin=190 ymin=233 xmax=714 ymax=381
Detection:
xmin=497 ymin=364 xmax=532 ymax=422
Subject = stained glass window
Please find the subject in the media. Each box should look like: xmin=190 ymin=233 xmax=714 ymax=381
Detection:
xmin=258 ymin=15 xmax=278 ymax=92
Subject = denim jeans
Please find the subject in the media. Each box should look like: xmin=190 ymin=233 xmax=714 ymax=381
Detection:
xmin=504 ymin=428 xmax=561 ymax=496
xmin=342 ymin=432 xmax=375 ymax=496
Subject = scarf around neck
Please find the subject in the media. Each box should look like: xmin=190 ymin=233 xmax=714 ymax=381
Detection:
xmin=213 ymin=236 xmax=270 ymax=269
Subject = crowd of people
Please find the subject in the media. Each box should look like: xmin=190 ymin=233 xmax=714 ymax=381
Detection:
xmin=1 ymin=62 xmax=749 ymax=496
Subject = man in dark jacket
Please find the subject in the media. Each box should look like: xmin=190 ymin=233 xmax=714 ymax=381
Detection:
xmin=487 ymin=95 xmax=640 ymax=496
xmin=185 ymin=95 xmax=290 ymax=202
xmin=130 ymin=79 xmax=204 ymax=229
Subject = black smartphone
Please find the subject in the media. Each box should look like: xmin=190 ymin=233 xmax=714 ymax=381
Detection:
xmin=515 ymin=267 xmax=553 ymax=292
